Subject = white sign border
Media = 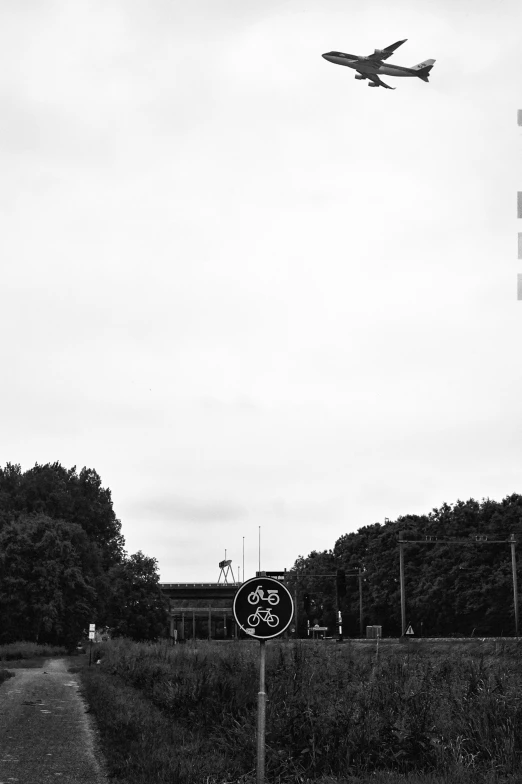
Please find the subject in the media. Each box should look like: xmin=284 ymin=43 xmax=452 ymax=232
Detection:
xmin=233 ymin=576 xmax=294 ymax=640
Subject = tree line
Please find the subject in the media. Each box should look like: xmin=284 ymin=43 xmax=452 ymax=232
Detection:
xmin=0 ymin=462 xmax=167 ymax=648
xmin=286 ymin=494 xmax=522 ymax=637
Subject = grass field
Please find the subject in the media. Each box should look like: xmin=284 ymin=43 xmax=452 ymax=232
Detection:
xmin=76 ymin=637 xmax=522 ymax=784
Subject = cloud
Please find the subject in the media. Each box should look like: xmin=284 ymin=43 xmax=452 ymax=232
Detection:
xmin=135 ymin=495 xmax=246 ymax=523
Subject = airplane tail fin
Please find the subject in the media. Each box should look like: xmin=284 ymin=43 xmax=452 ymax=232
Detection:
xmin=411 ymin=58 xmax=435 ymax=81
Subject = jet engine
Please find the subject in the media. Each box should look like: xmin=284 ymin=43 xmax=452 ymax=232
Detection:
xmin=372 ymin=49 xmax=385 ymax=56
xmin=354 ymin=74 xmax=366 ymax=80
xmin=368 ymin=82 xmax=379 ymax=87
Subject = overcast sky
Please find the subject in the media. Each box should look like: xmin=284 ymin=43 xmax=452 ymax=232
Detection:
xmin=2 ymin=0 xmax=522 ymax=583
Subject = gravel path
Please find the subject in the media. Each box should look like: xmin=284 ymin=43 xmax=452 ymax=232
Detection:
xmin=0 ymin=658 xmax=107 ymax=783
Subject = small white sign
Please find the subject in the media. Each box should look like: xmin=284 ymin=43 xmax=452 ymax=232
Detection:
xmin=89 ymin=623 xmax=95 ymax=632
xmin=89 ymin=631 xmax=95 ymax=640
xmin=245 ymin=628 xmax=255 ymax=635
xmin=406 ymin=625 xmax=414 ymax=635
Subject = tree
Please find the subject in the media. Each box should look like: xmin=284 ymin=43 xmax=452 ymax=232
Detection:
xmin=0 ymin=514 xmax=97 ymax=647
xmin=0 ymin=461 xmax=127 ymax=632
xmin=107 ymin=551 xmax=168 ymax=641
xmin=288 ymin=495 xmax=522 ymax=637
xmin=0 ymin=462 xmax=125 ymax=568
xmin=287 ymin=550 xmax=337 ymax=636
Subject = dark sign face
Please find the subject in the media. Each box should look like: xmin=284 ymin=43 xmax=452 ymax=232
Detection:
xmin=233 ymin=577 xmax=294 ymax=639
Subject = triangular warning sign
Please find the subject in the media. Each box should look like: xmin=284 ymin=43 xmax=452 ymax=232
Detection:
xmin=406 ymin=625 xmax=414 ymax=635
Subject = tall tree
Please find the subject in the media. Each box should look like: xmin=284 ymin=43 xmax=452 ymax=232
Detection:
xmin=289 ymin=495 xmax=522 ymax=637
xmin=0 ymin=462 xmax=125 ymax=568
xmin=0 ymin=514 xmax=97 ymax=647
xmin=287 ymin=550 xmax=338 ymax=636
xmin=107 ymin=551 xmax=168 ymax=641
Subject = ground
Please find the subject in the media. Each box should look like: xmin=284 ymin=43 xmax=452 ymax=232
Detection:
xmin=0 ymin=658 xmax=107 ymax=784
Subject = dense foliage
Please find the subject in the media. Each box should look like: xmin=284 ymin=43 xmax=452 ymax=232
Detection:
xmin=0 ymin=462 xmax=167 ymax=646
xmin=0 ymin=462 xmax=124 ymax=566
xmin=287 ymin=495 xmax=522 ymax=638
xmin=0 ymin=514 xmax=96 ymax=647
xmin=107 ymin=551 xmax=167 ymax=641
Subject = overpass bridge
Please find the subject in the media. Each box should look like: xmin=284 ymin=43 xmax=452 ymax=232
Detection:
xmin=159 ymin=582 xmax=241 ymax=640
xmin=160 ymin=573 xmax=291 ymax=640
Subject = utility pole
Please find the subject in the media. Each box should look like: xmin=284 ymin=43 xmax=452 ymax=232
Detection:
xmin=399 ymin=531 xmax=406 ymax=637
xmin=336 ymin=576 xmax=342 ymax=642
xmin=358 ymin=568 xmax=364 ymax=636
xmin=294 ymin=569 xmax=298 ymax=636
xmin=511 ymin=533 xmax=519 ymax=637
xmin=399 ymin=532 xmax=518 ymax=638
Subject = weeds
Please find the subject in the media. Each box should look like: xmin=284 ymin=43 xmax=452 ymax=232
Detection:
xmin=0 ymin=641 xmax=67 ymax=661
xmin=80 ymin=639 xmax=522 ymax=783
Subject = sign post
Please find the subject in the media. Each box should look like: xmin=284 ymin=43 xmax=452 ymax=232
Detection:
xmin=88 ymin=623 xmax=95 ymax=666
xmin=257 ymin=639 xmax=266 ymax=782
xmin=233 ymin=576 xmax=294 ymax=784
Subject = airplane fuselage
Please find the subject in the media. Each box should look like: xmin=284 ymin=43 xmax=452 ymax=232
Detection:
xmin=322 ymin=52 xmax=417 ymax=77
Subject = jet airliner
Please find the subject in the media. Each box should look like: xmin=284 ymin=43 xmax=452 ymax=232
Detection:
xmin=322 ymin=39 xmax=435 ymax=90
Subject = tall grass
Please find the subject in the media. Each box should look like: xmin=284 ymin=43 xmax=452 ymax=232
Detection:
xmin=0 ymin=641 xmax=67 ymax=661
xmin=82 ymin=638 xmax=522 ymax=782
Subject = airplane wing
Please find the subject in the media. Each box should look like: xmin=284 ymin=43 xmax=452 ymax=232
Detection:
xmin=368 ymin=39 xmax=407 ymax=61
xmin=367 ymin=73 xmax=395 ymax=90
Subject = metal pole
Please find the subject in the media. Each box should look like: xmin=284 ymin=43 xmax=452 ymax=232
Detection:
xmin=243 ymin=536 xmax=245 ymax=582
xmin=336 ymin=578 xmax=343 ymax=642
xmin=257 ymin=639 xmax=266 ymax=784
xmin=399 ymin=531 xmax=406 ymax=637
xmin=259 ymin=527 xmax=261 ymax=573
xmin=294 ymin=583 xmax=298 ymax=637
xmin=511 ymin=533 xmax=519 ymax=637
xmin=358 ymin=568 xmax=363 ymax=637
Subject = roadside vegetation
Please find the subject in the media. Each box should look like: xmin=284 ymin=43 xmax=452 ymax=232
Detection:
xmin=0 ymin=641 xmax=67 ymax=661
xmin=78 ymin=638 xmax=522 ymax=784
xmin=0 ymin=668 xmax=15 ymax=686
xmin=289 ymin=494 xmax=522 ymax=638
xmin=0 ymin=462 xmax=167 ymax=649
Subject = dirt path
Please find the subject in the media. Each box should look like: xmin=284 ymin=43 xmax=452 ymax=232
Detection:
xmin=0 ymin=658 xmax=107 ymax=783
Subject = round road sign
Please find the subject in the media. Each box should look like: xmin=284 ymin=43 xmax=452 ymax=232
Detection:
xmin=233 ymin=577 xmax=294 ymax=639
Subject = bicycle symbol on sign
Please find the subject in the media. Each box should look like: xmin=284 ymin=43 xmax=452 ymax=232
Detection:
xmin=247 ymin=586 xmax=280 ymax=605
xmin=247 ymin=607 xmax=279 ymax=627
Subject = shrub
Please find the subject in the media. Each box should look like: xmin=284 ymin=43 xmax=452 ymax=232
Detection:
xmin=0 ymin=668 xmax=15 ymax=686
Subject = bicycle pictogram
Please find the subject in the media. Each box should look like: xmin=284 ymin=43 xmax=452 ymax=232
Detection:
xmin=247 ymin=585 xmax=280 ymax=605
xmin=233 ymin=576 xmax=294 ymax=639
xmin=247 ymin=607 xmax=279 ymax=627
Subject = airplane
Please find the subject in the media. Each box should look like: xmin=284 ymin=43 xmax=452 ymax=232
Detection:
xmin=322 ymin=39 xmax=435 ymax=90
